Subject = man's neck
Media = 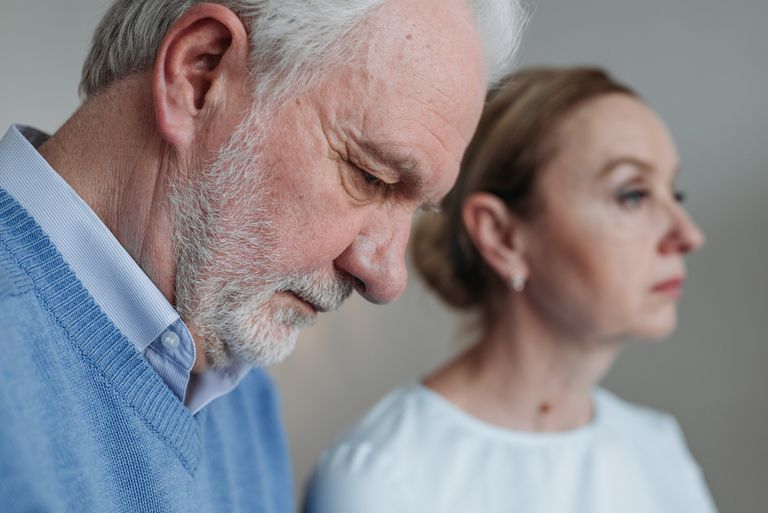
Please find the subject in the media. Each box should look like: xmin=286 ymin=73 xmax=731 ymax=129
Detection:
xmin=36 ymin=75 xmax=178 ymax=304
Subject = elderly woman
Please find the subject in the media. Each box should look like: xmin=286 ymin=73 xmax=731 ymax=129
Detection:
xmin=303 ymin=67 xmax=717 ymax=513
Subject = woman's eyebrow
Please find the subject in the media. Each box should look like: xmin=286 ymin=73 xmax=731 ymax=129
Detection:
xmin=598 ymin=157 xmax=681 ymax=180
xmin=598 ymin=157 xmax=654 ymax=178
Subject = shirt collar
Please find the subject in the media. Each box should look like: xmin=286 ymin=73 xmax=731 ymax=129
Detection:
xmin=0 ymin=125 xmax=252 ymax=412
xmin=0 ymin=125 xmax=179 ymax=350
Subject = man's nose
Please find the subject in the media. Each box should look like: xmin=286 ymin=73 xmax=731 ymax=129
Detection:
xmin=334 ymin=212 xmax=411 ymax=304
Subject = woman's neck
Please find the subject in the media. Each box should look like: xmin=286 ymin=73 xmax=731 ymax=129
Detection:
xmin=425 ymin=298 xmax=621 ymax=432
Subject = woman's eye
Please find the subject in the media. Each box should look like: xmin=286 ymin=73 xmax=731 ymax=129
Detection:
xmin=617 ymin=189 xmax=649 ymax=209
xmin=673 ymin=189 xmax=687 ymax=203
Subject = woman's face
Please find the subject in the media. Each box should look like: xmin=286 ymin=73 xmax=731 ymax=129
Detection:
xmin=521 ymin=93 xmax=704 ymax=341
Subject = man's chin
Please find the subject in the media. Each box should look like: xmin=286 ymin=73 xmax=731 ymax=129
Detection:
xmin=234 ymin=327 xmax=301 ymax=367
xmin=214 ymin=314 xmax=309 ymax=369
xmin=191 ymin=283 xmax=325 ymax=369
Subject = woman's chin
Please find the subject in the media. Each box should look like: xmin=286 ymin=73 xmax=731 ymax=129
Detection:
xmin=634 ymin=311 xmax=678 ymax=341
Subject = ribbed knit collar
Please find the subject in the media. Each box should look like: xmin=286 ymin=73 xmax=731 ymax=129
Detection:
xmin=0 ymin=125 xmax=253 ymax=413
xmin=0 ymin=125 xmax=181 ymax=352
xmin=0 ymin=189 xmax=203 ymax=473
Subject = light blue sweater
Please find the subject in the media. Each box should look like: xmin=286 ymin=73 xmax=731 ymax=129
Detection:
xmin=0 ymin=188 xmax=293 ymax=512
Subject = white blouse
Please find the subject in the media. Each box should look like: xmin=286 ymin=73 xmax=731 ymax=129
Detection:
xmin=303 ymin=384 xmax=717 ymax=513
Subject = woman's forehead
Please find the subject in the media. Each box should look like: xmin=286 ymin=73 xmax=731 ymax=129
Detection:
xmin=545 ymin=95 xmax=677 ymax=179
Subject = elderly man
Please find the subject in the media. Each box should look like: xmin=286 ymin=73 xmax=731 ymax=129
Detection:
xmin=0 ymin=0 xmax=524 ymax=511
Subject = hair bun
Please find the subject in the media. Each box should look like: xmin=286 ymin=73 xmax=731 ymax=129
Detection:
xmin=412 ymin=211 xmax=481 ymax=310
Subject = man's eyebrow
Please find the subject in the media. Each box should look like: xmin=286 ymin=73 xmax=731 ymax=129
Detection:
xmin=358 ymin=140 xmax=443 ymax=209
xmin=359 ymin=140 xmax=424 ymax=190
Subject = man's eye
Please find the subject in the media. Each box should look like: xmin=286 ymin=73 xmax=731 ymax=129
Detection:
xmin=617 ymin=189 xmax=649 ymax=209
xmin=340 ymin=160 xmax=390 ymax=202
xmin=361 ymin=170 xmax=383 ymax=186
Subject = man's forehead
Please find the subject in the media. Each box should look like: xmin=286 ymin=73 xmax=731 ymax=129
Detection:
xmin=361 ymin=0 xmax=485 ymax=87
xmin=301 ymin=0 xmax=485 ymax=206
xmin=312 ymin=0 xmax=485 ymax=134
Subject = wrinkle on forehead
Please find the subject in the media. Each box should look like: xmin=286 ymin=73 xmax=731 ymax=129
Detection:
xmin=413 ymin=98 xmax=465 ymax=154
xmin=313 ymin=80 xmax=474 ymax=184
xmin=306 ymin=0 xmax=485 ymax=141
xmin=364 ymin=0 xmax=485 ymax=92
xmin=290 ymin=0 xmax=485 ymax=204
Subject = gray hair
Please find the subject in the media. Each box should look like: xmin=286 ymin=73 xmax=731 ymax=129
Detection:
xmin=80 ymin=0 xmax=527 ymax=103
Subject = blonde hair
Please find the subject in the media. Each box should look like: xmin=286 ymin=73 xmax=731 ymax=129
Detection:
xmin=413 ymin=67 xmax=636 ymax=318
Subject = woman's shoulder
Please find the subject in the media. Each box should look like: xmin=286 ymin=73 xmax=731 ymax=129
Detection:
xmin=593 ymin=388 xmax=716 ymax=509
xmin=594 ymin=387 xmax=690 ymax=447
xmin=323 ymin=383 xmax=443 ymax=460
xmin=303 ymin=383 xmax=442 ymax=512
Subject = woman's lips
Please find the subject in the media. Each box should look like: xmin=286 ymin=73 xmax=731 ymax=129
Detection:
xmin=651 ymin=277 xmax=685 ymax=297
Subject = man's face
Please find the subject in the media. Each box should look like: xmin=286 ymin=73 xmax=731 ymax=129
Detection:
xmin=174 ymin=0 xmax=487 ymax=369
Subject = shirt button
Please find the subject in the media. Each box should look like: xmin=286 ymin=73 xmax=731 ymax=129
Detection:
xmin=161 ymin=329 xmax=180 ymax=350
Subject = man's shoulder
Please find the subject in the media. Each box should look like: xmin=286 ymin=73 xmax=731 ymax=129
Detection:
xmin=0 ymin=250 xmax=29 ymax=300
xmin=0 ymin=187 xmax=35 ymax=299
xmin=0 ymin=254 xmax=50 ymax=352
xmin=0 ymin=266 xmax=21 ymax=299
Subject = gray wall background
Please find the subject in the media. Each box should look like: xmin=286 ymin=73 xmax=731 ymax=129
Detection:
xmin=2 ymin=1 xmax=766 ymax=512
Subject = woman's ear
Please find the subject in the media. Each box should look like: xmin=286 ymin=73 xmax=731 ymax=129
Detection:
xmin=462 ymin=192 xmax=529 ymax=285
xmin=152 ymin=3 xmax=251 ymax=150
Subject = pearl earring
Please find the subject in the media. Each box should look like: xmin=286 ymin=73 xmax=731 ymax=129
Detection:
xmin=511 ymin=271 xmax=526 ymax=292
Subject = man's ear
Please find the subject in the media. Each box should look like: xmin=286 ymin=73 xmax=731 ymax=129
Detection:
xmin=152 ymin=3 xmax=250 ymax=150
xmin=462 ymin=192 xmax=528 ymax=282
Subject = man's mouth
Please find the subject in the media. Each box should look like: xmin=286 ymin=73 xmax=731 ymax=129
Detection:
xmin=276 ymin=273 xmax=354 ymax=315
xmin=284 ymin=291 xmax=321 ymax=314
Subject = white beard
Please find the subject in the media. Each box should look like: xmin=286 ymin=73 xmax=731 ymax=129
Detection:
xmin=169 ymin=108 xmax=352 ymax=368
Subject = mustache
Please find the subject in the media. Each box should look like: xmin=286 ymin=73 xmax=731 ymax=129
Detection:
xmin=280 ymin=270 xmax=354 ymax=313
